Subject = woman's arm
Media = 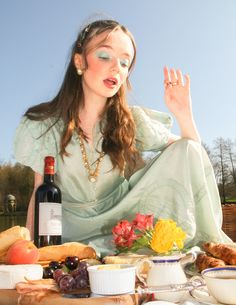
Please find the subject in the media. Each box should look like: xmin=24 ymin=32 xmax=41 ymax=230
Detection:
xmin=163 ymin=66 xmax=201 ymax=143
xmin=26 ymin=172 xmax=43 ymax=239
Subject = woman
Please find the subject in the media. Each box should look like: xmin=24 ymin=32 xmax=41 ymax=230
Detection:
xmin=14 ymin=19 xmax=231 ymax=255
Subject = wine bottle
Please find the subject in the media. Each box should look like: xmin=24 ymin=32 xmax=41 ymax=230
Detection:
xmin=34 ymin=156 xmax=62 ymax=247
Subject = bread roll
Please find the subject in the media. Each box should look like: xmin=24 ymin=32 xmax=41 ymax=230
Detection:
xmin=203 ymin=242 xmax=236 ymax=265
xmin=38 ymin=242 xmax=96 ymax=261
xmin=0 ymin=226 xmax=30 ymax=262
xmin=103 ymin=254 xmax=148 ymax=265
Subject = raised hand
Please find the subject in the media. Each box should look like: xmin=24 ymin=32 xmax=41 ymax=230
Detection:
xmin=163 ymin=66 xmax=200 ymax=142
xmin=163 ymin=66 xmax=193 ymax=122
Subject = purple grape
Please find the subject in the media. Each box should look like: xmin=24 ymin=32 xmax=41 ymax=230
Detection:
xmin=74 ymin=275 xmax=89 ymax=289
xmin=58 ymin=274 xmax=76 ymax=292
xmin=53 ymin=269 xmax=66 ymax=282
xmin=78 ymin=261 xmax=89 ymax=270
xmin=49 ymin=260 xmax=63 ymax=270
xmin=65 ymin=256 xmax=79 ymax=270
xmin=43 ymin=267 xmax=54 ymax=279
xmin=70 ymin=268 xmax=88 ymax=279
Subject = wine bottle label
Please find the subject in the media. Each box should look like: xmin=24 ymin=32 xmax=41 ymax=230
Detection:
xmin=39 ymin=202 xmax=62 ymax=236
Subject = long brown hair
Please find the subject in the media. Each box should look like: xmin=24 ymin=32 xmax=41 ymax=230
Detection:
xmin=25 ymin=19 xmax=141 ymax=173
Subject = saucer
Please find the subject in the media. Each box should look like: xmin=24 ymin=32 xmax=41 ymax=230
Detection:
xmin=144 ymin=301 xmax=176 ymax=305
xmin=190 ymin=287 xmax=223 ymax=305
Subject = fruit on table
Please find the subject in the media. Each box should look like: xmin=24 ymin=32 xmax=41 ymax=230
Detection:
xmin=58 ymin=274 xmax=76 ymax=291
xmin=48 ymin=260 xmax=63 ymax=270
xmin=0 ymin=226 xmax=31 ymax=264
xmin=43 ymin=266 xmax=55 ymax=279
xmin=65 ymin=256 xmax=79 ymax=270
xmin=6 ymin=240 xmax=39 ymax=264
xmin=43 ymin=256 xmax=90 ymax=292
xmin=53 ymin=269 xmax=66 ymax=282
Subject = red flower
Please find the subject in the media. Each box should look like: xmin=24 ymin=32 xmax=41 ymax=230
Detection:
xmin=112 ymin=220 xmax=138 ymax=248
xmin=132 ymin=213 xmax=154 ymax=231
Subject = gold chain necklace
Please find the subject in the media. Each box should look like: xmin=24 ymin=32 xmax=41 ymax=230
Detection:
xmin=78 ymin=132 xmax=105 ymax=183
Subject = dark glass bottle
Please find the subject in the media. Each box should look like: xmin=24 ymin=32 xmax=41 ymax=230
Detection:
xmin=34 ymin=156 xmax=62 ymax=247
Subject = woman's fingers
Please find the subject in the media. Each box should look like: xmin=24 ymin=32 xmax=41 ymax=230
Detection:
xmin=164 ymin=67 xmax=189 ymax=88
xmin=184 ymin=74 xmax=190 ymax=89
xmin=163 ymin=66 xmax=171 ymax=85
xmin=176 ymin=69 xmax=184 ymax=86
xmin=170 ymin=68 xmax=178 ymax=84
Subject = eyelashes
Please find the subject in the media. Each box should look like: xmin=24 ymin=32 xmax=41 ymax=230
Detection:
xmin=96 ymin=50 xmax=111 ymax=60
xmin=95 ymin=50 xmax=130 ymax=68
xmin=120 ymin=59 xmax=129 ymax=67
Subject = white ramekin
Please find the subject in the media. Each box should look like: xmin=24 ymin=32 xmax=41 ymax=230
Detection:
xmin=88 ymin=264 xmax=136 ymax=295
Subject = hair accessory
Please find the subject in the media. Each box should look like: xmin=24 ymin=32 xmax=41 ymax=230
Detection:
xmin=77 ymin=24 xmax=93 ymax=52
xmin=77 ymin=68 xmax=83 ymax=75
xmin=77 ymin=19 xmax=119 ymax=53
xmin=80 ymin=25 xmax=91 ymax=42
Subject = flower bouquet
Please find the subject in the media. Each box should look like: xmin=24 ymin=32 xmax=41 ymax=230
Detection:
xmin=112 ymin=213 xmax=187 ymax=254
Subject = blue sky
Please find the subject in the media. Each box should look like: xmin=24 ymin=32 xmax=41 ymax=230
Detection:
xmin=1 ymin=0 xmax=236 ymax=162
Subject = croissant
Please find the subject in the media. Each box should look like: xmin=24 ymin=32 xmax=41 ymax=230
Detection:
xmin=203 ymin=242 xmax=236 ymax=265
xmin=195 ymin=253 xmax=226 ymax=272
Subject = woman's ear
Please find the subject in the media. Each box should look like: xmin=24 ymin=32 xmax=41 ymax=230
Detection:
xmin=74 ymin=53 xmax=83 ymax=70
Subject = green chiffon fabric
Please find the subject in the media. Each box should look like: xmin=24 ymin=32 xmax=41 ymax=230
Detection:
xmin=13 ymin=106 xmax=231 ymax=256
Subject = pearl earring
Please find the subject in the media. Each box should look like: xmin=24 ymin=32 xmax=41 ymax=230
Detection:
xmin=77 ymin=68 xmax=83 ymax=75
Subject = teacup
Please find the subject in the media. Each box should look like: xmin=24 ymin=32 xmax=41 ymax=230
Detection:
xmin=201 ymin=266 xmax=236 ymax=304
xmin=201 ymin=266 xmax=236 ymax=305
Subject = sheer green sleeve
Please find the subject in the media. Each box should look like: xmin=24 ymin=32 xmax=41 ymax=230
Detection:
xmin=131 ymin=106 xmax=173 ymax=151
xmin=13 ymin=116 xmax=61 ymax=175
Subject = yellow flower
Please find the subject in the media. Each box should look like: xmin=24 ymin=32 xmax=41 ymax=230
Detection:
xmin=150 ymin=219 xmax=186 ymax=253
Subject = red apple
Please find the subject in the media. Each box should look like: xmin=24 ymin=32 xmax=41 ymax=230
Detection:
xmin=6 ymin=240 xmax=39 ymax=264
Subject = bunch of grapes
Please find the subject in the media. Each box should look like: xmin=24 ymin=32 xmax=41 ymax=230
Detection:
xmin=43 ymin=256 xmax=90 ymax=292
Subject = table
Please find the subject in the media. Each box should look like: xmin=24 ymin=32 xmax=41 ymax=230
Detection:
xmin=0 ymin=289 xmax=150 ymax=305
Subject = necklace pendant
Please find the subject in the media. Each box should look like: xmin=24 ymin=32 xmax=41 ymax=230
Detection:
xmin=78 ymin=132 xmax=104 ymax=183
xmin=89 ymin=175 xmax=96 ymax=183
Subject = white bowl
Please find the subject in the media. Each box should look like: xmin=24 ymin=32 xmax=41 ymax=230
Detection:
xmin=202 ymin=266 xmax=236 ymax=304
xmin=88 ymin=264 xmax=136 ymax=295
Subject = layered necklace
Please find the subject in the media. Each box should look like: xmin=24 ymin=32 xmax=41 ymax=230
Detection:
xmin=78 ymin=132 xmax=105 ymax=183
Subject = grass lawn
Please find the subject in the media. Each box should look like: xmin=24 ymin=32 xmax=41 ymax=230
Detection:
xmin=225 ymin=198 xmax=236 ymax=203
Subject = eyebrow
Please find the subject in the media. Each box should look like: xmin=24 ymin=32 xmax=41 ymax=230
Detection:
xmin=98 ymin=44 xmax=132 ymax=58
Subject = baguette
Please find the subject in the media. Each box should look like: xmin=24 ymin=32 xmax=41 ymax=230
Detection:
xmin=38 ymin=242 xmax=96 ymax=262
xmin=0 ymin=226 xmax=30 ymax=262
xmin=38 ymin=258 xmax=101 ymax=267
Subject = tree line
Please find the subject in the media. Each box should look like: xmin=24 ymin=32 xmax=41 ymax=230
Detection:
xmin=203 ymin=137 xmax=236 ymax=203
xmin=0 ymin=163 xmax=33 ymax=212
xmin=0 ymin=137 xmax=235 ymax=212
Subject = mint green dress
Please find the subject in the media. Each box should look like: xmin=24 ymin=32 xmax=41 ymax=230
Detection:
xmin=13 ymin=106 xmax=231 ymax=256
